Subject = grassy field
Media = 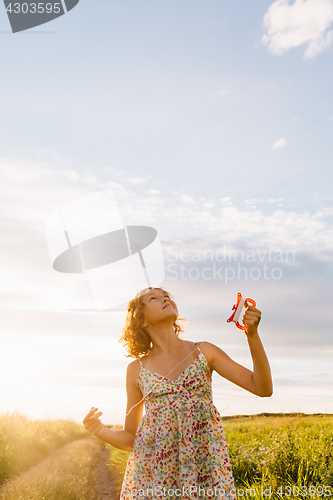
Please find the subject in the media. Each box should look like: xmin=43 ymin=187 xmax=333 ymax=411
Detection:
xmin=226 ymin=413 xmax=333 ymax=498
xmin=1 ymin=411 xmax=332 ymax=499
xmin=0 ymin=410 xmax=104 ymax=500
xmin=106 ymin=413 xmax=333 ymax=500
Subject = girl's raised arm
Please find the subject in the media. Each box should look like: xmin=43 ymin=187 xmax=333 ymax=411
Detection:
xmin=201 ymin=306 xmax=273 ymax=397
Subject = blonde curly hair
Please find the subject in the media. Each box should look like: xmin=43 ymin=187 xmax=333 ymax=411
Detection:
xmin=118 ymin=287 xmax=187 ymax=359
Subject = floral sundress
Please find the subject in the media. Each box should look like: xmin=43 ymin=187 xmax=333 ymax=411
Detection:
xmin=120 ymin=342 xmax=237 ymax=500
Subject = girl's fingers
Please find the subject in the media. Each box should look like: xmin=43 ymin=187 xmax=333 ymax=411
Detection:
xmin=243 ymin=315 xmax=259 ymax=322
xmin=88 ymin=413 xmax=102 ymax=425
xmin=244 ymin=315 xmax=261 ymax=323
xmin=243 ymin=312 xmax=261 ymax=320
xmin=245 ymin=305 xmax=261 ymax=314
xmin=82 ymin=409 xmax=103 ymax=431
xmin=243 ymin=318 xmax=260 ymax=325
xmin=83 ymin=407 xmax=98 ymax=423
xmin=84 ymin=418 xmax=103 ymax=434
xmin=90 ymin=419 xmax=103 ymax=435
xmin=91 ymin=418 xmax=102 ymax=430
xmin=244 ymin=310 xmax=260 ymax=317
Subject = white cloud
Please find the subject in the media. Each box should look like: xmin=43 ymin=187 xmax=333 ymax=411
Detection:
xmin=262 ymin=0 xmax=333 ymax=60
xmin=220 ymin=197 xmax=234 ymax=206
xmin=272 ymin=138 xmax=286 ymax=150
xmin=202 ymin=202 xmax=215 ymax=209
xmin=244 ymin=198 xmax=285 ymax=204
xmin=180 ymin=194 xmax=195 ymax=204
xmin=266 ymin=197 xmax=285 ymax=203
xmin=147 ymin=189 xmax=160 ymax=195
xmin=127 ymin=176 xmax=146 ymax=185
xmin=1 ymin=153 xmax=333 ymax=300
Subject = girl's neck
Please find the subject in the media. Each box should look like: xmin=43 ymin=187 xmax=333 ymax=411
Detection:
xmin=147 ymin=328 xmax=183 ymax=357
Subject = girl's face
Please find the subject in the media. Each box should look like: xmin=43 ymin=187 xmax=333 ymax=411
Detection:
xmin=141 ymin=288 xmax=178 ymax=328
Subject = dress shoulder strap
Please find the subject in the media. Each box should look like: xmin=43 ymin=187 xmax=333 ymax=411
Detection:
xmin=194 ymin=341 xmax=202 ymax=353
xmin=138 ymin=358 xmax=143 ymax=368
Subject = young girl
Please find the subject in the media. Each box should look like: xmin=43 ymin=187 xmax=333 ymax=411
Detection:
xmin=83 ymin=287 xmax=273 ymax=500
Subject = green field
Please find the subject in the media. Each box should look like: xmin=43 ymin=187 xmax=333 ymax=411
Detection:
xmin=1 ymin=411 xmax=332 ymax=499
xmin=106 ymin=413 xmax=333 ymax=500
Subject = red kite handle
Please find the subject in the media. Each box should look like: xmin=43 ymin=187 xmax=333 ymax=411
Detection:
xmin=227 ymin=293 xmax=256 ymax=330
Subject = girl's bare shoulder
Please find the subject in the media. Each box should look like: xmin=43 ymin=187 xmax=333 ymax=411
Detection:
xmin=126 ymin=358 xmax=141 ymax=378
xmin=196 ymin=341 xmax=221 ymax=365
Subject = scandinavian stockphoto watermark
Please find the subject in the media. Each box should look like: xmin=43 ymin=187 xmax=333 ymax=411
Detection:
xmin=3 ymin=0 xmax=80 ymax=33
xmin=165 ymin=245 xmax=296 ymax=283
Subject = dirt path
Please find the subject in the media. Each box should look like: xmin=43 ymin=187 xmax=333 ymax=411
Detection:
xmin=93 ymin=447 xmax=119 ymax=500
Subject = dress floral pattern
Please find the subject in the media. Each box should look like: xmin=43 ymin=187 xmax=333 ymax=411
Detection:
xmin=120 ymin=342 xmax=237 ymax=500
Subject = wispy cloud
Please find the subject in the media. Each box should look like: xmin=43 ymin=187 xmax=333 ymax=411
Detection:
xmin=244 ymin=198 xmax=285 ymax=205
xmin=146 ymin=189 xmax=160 ymax=195
xmin=262 ymin=0 xmax=333 ymax=60
xmin=127 ymin=176 xmax=147 ymax=185
xmin=180 ymin=194 xmax=195 ymax=204
xmin=272 ymin=138 xmax=286 ymax=150
xmin=1 ymin=154 xmax=333 ymax=262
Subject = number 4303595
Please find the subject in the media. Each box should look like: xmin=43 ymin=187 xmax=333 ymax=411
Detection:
xmin=6 ymin=3 xmax=61 ymax=14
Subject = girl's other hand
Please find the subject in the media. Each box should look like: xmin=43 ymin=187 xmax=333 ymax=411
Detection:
xmin=242 ymin=305 xmax=261 ymax=336
xmin=82 ymin=407 xmax=105 ymax=437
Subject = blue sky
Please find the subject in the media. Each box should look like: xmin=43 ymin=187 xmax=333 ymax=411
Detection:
xmin=0 ymin=0 xmax=333 ymax=424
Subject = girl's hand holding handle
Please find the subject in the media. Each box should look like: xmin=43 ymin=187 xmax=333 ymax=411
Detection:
xmin=242 ymin=305 xmax=261 ymax=336
xmin=82 ymin=407 xmax=105 ymax=438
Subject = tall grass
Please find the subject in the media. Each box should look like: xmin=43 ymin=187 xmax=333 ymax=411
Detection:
xmin=105 ymin=414 xmax=333 ymax=499
xmin=0 ymin=436 xmax=102 ymax=500
xmin=0 ymin=411 xmax=88 ymax=484
xmin=226 ymin=414 xmax=333 ymax=490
